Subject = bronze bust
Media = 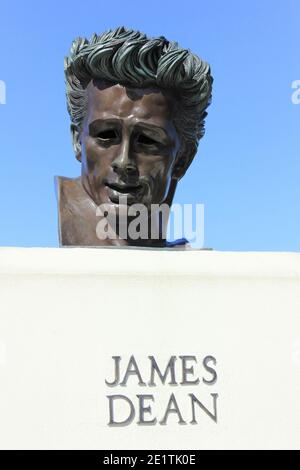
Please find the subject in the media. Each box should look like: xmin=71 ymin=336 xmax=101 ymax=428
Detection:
xmin=56 ymin=27 xmax=212 ymax=247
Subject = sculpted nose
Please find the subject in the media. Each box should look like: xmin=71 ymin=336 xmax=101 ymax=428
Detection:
xmin=112 ymin=141 xmax=139 ymax=182
xmin=112 ymin=160 xmax=138 ymax=177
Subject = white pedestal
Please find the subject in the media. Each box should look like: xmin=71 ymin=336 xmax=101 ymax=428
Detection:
xmin=0 ymin=247 xmax=299 ymax=449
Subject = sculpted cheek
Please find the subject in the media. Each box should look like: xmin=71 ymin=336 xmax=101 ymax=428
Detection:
xmin=84 ymin=138 xmax=100 ymax=165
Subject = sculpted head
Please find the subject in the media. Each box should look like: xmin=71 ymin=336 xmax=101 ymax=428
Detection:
xmin=64 ymin=27 xmax=213 ymax=209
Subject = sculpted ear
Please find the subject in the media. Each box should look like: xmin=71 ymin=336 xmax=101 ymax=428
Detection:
xmin=172 ymin=142 xmax=197 ymax=180
xmin=71 ymin=124 xmax=82 ymax=162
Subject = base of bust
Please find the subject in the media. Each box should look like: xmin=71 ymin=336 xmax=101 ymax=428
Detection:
xmin=55 ymin=176 xmax=188 ymax=249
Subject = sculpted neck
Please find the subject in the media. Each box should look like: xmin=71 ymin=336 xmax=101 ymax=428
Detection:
xmin=56 ymin=176 xmax=178 ymax=248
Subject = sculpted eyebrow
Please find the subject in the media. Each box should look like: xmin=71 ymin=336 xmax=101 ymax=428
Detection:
xmin=89 ymin=119 xmax=120 ymax=135
xmin=135 ymin=123 xmax=170 ymax=142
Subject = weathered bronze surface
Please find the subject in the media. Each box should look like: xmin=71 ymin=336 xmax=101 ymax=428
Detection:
xmin=57 ymin=27 xmax=213 ymax=247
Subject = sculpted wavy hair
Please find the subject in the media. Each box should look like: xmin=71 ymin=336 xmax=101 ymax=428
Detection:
xmin=64 ymin=26 xmax=213 ymax=169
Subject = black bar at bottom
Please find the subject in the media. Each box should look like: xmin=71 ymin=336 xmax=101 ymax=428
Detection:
xmin=0 ymin=449 xmax=290 ymax=466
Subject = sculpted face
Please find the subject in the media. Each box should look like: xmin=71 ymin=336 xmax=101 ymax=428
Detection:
xmin=75 ymin=80 xmax=181 ymax=208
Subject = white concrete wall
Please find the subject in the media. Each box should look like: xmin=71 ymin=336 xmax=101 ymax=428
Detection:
xmin=0 ymin=247 xmax=299 ymax=449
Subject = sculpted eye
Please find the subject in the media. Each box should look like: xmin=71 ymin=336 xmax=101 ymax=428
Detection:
xmin=137 ymin=134 xmax=159 ymax=145
xmin=97 ymin=129 xmax=118 ymax=140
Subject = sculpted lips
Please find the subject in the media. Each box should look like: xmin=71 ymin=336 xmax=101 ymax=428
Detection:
xmin=105 ymin=181 xmax=144 ymax=205
xmin=105 ymin=182 xmax=142 ymax=194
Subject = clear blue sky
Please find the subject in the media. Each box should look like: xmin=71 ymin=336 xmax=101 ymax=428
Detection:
xmin=0 ymin=0 xmax=299 ymax=250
